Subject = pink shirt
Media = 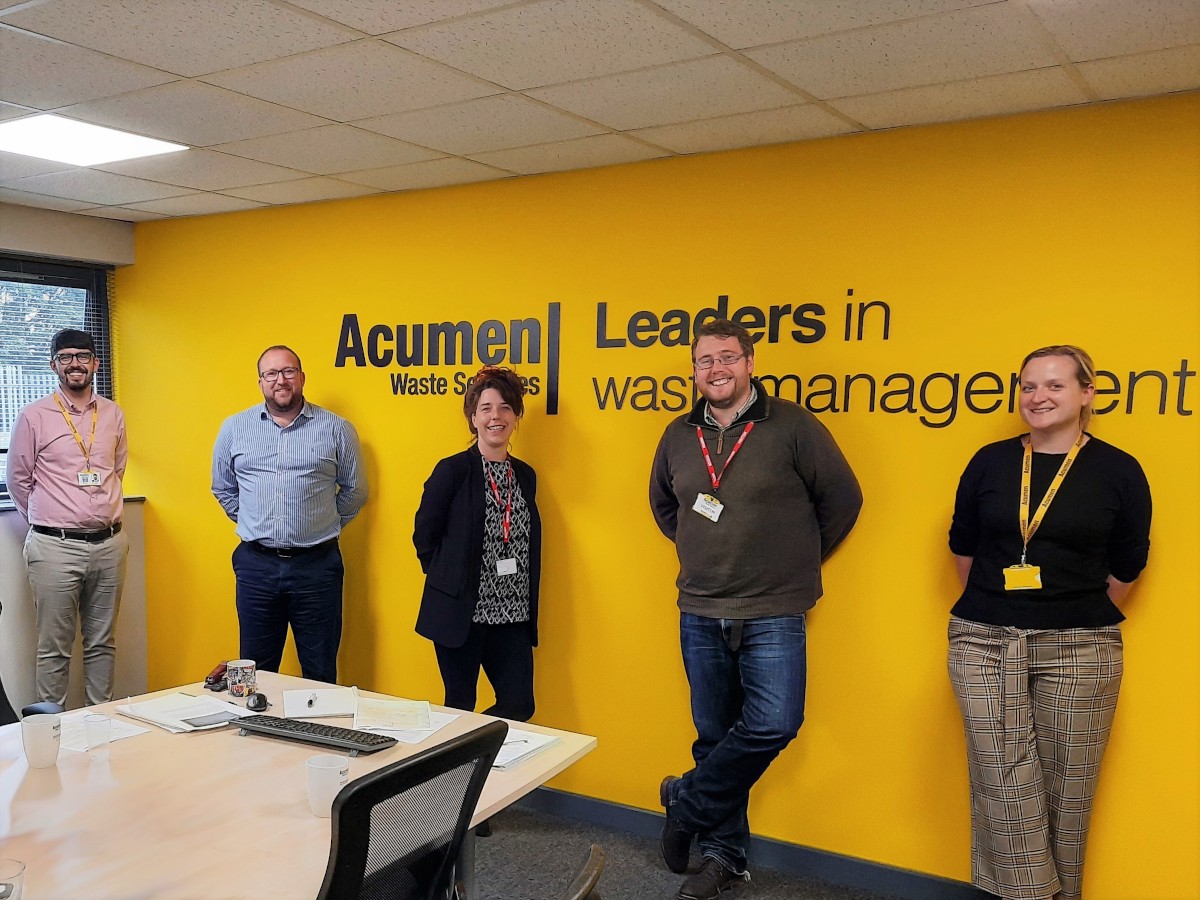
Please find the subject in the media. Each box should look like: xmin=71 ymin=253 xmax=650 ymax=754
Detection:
xmin=5 ymin=387 xmax=127 ymax=529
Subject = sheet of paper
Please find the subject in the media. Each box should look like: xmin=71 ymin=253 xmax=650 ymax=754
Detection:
xmin=493 ymin=728 xmax=560 ymax=770
xmin=353 ymin=692 xmax=431 ymax=731
xmin=359 ymin=710 xmax=458 ymax=745
xmin=60 ymin=712 xmax=150 ymax=752
xmin=115 ymin=693 xmax=249 ymax=733
xmin=282 ymin=687 xmax=356 ymax=719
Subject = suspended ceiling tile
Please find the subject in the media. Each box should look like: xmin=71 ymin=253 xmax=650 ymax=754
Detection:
xmin=0 ymin=186 xmax=94 ymax=212
xmin=829 ymin=68 xmax=1088 ymax=130
xmin=220 ymin=176 xmax=382 ymax=204
xmin=0 ymin=26 xmax=177 ymax=109
xmin=0 ymin=150 xmax=75 ymax=182
xmin=284 ymin=0 xmax=516 ymax=35
xmin=631 ymin=104 xmax=857 ymax=154
xmin=119 ymin=192 xmax=269 ymax=217
xmin=337 ymin=157 xmax=510 ymax=191
xmin=73 ymin=206 xmax=169 ymax=222
xmin=469 ymin=133 xmax=667 ymax=176
xmin=651 ymin=0 xmax=997 ymax=49
xmin=94 ymin=149 xmax=305 ymax=191
xmin=1026 ymin=0 xmax=1200 ymax=61
xmin=0 ymin=0 xmax=358 ymax=77
xmin=746 ymin=4 xmax=1058 ymax=99
xmin=0 ymin=102 xmax=35 ymax=121
xmin=386 ymin=0 xmax=717 ymax=91
xmin=60 ymin=82 xmax=328 ymax=147
xmin=0 ymin=169 xmax=192 ymax=205
xmin=211 ymin=124 xmax=441 ymax=176
xmin=201 ymin=40 xmax=498 ymax=121
xmin=354 ymin=94 xmax=603 ymax=155
xmin=1076 ymin=46 xmax=1200 ymax=100
xmin=528 ymin=55 xmax=800 ymax=131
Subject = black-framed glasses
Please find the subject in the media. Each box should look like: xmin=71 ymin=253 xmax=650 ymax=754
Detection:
xmin=693 ymin=353 xmax=744 ymax=370
xmin=260 ymin=367 xmax=301 ymax=382
xmin=54 ymin=351 xmax=95 ymax=365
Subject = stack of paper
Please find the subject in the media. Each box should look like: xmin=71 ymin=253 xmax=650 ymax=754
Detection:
xmin=115 ymin=693 xmax=249 ymax=733
xmin=493 ymin=728 xmax=560 ymax=771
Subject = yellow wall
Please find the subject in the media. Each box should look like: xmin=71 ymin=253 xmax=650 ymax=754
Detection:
xmin=114 ymin=93 xmax=1198 ymax=897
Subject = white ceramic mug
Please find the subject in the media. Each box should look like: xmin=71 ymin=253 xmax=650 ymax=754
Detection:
xmin=0 ymin=858 xmax=25 ymax=900
xmin=227 ymin=659 xmax=257 ymax=698
xmin=20 ymin=714 xmax=61 ymax=768
xmin=306 ymin=754 xmax=349 ymax=817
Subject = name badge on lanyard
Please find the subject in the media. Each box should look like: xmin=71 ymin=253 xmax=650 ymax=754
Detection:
xmin=486 ymin=460 xmax=517 ymax=575
xmin=692 ymin=423 xmax=753 ymax=522
xmin=1005 ymin=433 xmax=1084 ymax=592
xmin=77 ymin=470 xmax=101 ymax=487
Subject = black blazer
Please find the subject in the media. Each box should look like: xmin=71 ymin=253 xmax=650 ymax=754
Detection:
xmin=413 ymin=445 xmax=541 ymax=649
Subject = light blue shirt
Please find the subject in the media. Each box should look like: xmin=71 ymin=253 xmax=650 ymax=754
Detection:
xmin=211 ymin=401 xmax=367 ymax=548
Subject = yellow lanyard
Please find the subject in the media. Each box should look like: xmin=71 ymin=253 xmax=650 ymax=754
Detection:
xmin=1018 ymin=432 xmax=1084 ymax=564
xmin=53 ymin=393 xmax=98 ymax=470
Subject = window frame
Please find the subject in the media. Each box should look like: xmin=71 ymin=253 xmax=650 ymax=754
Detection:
xmin=0 ymin=253 xmax=114 ymax=503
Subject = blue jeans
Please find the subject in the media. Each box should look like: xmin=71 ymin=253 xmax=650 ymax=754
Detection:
xmin=233 ymin=541 xmax=344 ymax=684
xmin=669 ymin=613 xmax=808 ymax=873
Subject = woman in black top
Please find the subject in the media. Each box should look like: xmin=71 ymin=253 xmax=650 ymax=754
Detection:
xmin=947 ymin=345 xmax=1151 ymax=900
xmin=413 ymin=366 xmax=541 ymax=722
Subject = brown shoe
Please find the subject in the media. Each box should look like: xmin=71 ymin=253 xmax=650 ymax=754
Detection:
xmin=676 ymin=857 xmax=749 ymax=900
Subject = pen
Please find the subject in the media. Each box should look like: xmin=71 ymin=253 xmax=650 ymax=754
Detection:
xmin=307 ymin=692 xmax=318 ymax=708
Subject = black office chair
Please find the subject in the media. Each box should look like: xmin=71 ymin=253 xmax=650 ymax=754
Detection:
xmin=1 ymin=668 xmax=63 ymax=726
xmin=0 ymin=679 xmax=16 ymax=727
xmin=317 ymin=719 xmax=508 ymax=900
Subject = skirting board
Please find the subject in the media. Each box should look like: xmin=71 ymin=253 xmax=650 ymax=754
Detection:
xmin=515 ymin=787 xmax=982 ymax=900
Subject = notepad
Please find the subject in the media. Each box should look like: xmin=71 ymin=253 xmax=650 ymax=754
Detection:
xmin=282 ymin=687 xmax=356 ymax=719
xmin=353 ymin=693 xmax=431 ymax=731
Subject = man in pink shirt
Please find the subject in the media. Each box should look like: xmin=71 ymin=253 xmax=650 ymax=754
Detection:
xmin=6 ymin=329 xmax=128 ymax=706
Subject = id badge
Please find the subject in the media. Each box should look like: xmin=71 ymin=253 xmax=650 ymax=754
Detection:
xmin=1003 ymin=564 xmax=1042 ymax=591
xmin=496 ymin=557 xmax=517 ymax=576
xmin=692 ymin=492 xmax=724 ymax=523
xmin=77 ymin=470 xmax=101 ymax=487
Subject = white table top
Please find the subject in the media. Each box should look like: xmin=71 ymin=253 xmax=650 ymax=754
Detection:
xmin=0 ymin=672 xmax=596 ymax=899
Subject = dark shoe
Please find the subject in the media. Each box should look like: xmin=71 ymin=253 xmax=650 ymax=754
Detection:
xmin=659 ymin=776 xmax=692 ymax=874
xmin=677 ymin=857 xmax=750 ymax=900
xmin=475 ymin=818 xmax=492 ymax=837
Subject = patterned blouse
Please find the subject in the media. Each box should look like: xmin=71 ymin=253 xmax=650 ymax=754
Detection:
xmin=474 ymin=457 xmax=532 ymax=624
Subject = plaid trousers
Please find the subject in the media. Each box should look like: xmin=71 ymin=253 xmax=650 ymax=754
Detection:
xmin=948 ymin=617 xmax=1123 ymax=900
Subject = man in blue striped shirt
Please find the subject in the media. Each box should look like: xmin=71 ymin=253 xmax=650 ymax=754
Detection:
xmin=211 ymin=345 xmax=368 ymax=684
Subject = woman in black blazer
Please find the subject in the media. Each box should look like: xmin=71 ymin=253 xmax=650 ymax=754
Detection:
xmin=413 ymin=366 xmax=541 ymax=721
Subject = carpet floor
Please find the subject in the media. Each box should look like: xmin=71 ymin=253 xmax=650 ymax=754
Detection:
xmin=473 ymin=806 xmax=901 ymax=900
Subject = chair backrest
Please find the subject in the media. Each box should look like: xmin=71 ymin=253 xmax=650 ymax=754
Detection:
xmin=317 ymin=719 xmax=508 ymax=900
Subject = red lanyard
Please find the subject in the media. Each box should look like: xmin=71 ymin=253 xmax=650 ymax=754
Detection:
xmin=695 ymin=423 xmax=754 ymax=491
xmin=484 ymin=462 xmax=514 ymax=543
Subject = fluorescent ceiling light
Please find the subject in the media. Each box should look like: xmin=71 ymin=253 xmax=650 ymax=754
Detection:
xmin=0 ymin=114 xmax=188 ymax=166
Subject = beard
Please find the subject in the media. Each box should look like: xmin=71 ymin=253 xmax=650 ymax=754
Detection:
xmin=57 ymin=367 xmax=94 ymax=392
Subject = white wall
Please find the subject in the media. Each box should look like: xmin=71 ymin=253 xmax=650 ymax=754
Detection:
xmin=0 ymin=499 xmax=146 ymax=710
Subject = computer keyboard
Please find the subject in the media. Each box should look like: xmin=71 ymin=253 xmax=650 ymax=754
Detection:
xmin=232 ymin=714 xmax=398 ymax=756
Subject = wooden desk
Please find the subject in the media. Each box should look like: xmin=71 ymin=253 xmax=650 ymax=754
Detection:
xmin=0 ymin=672 xmax=596 ymax=898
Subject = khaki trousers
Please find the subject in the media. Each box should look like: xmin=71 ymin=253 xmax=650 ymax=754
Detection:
xmin=23 ymin=528 xmax=129 ymax=707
